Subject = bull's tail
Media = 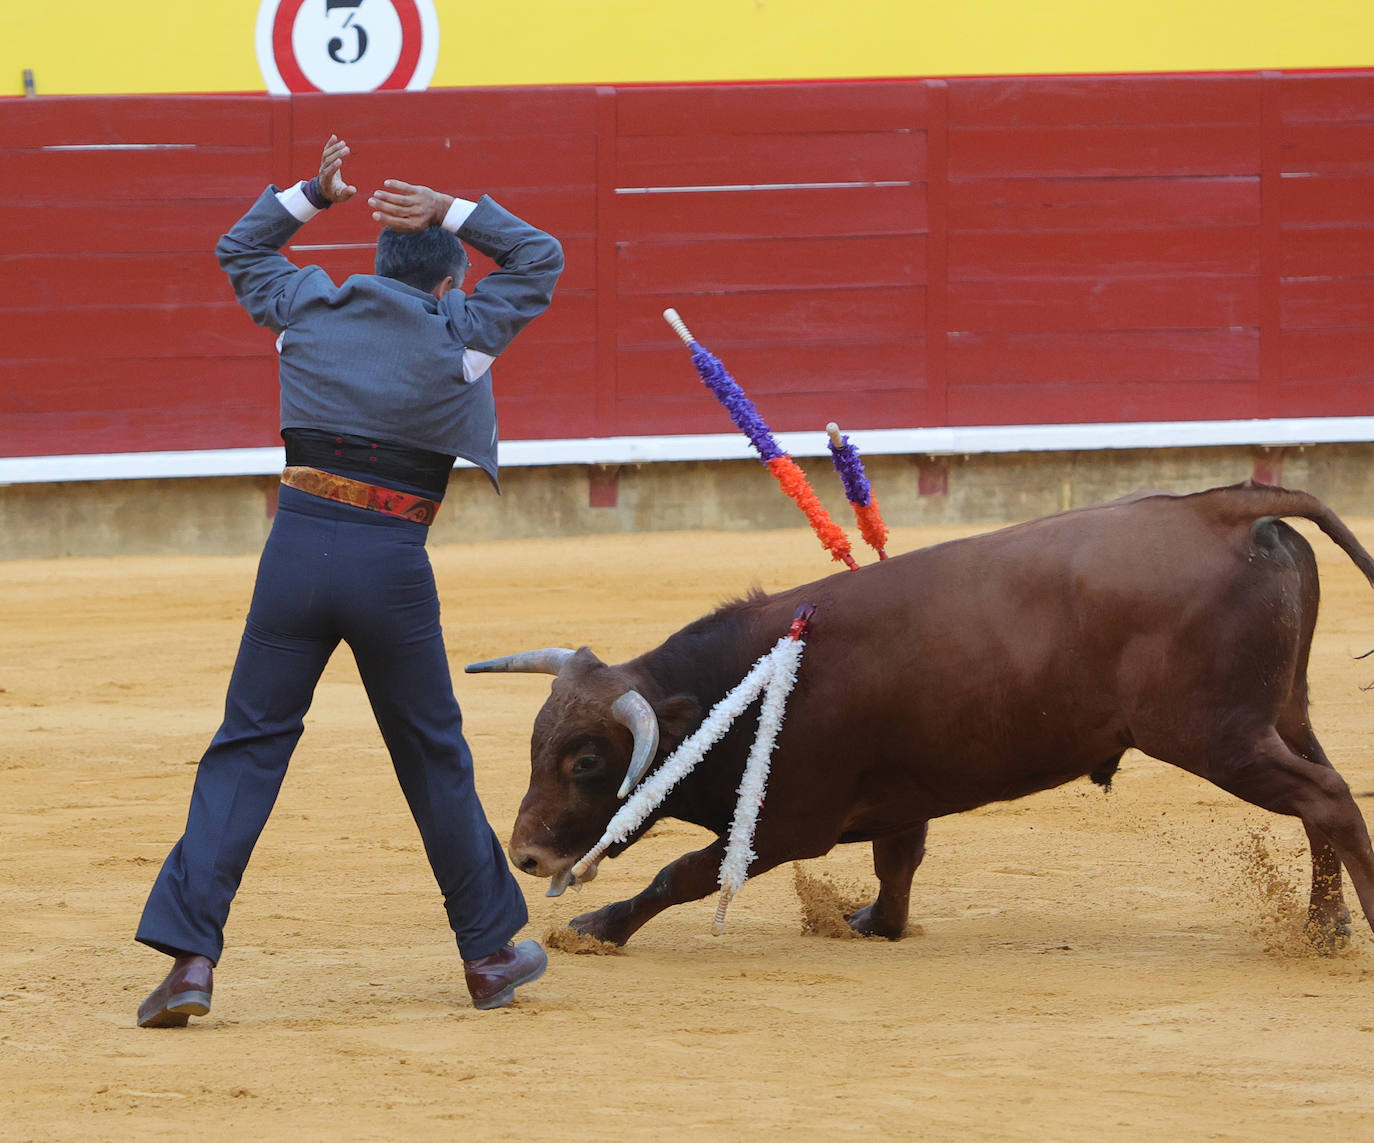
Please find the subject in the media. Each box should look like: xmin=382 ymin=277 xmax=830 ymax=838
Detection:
xmin=1188 ymin=480 xmax=1374 ymax=588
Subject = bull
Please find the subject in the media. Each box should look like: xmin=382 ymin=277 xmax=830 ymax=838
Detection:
xmin=467 ymin=483 xmax=1374 ymax=949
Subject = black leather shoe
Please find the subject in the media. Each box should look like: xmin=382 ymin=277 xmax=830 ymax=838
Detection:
xmin=137 ymin=954 xmax=214 ymax=1028
xmin=463 ymin=940 xmax=547 ymax=1010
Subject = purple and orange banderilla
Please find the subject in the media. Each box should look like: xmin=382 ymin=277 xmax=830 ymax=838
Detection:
xmin=662 ymin=308 xmax=889 ymax=567
xmin=826 ymin=422 xmax=889 ymax=560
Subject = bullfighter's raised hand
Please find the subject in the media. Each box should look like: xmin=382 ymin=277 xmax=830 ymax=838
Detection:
xmin=368 ymin=179 xmax=454 ymax=232
xmin=317 ymin=134 xmax=356 ymax=204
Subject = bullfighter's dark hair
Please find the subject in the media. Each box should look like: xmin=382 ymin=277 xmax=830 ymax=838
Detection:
xmin=374 ymin=226 xmax=468 ymax=293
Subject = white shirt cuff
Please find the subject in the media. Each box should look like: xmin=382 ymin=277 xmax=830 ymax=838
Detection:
xmin=441 ymin=197 xmax=480 ymax=232
xmin=275 ymin=181 xmax=323 ymax=223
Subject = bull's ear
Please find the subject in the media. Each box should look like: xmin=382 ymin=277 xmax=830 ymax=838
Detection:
xmin=654 ymin=694 xmax=701 ymax=752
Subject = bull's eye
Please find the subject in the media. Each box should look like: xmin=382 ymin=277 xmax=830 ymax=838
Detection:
xmin=572 ymin=754 xmax=601 ymax=775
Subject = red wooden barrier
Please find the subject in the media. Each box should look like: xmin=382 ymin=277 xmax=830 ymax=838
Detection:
xmin=1 ymin=72 xmax=1372 ymax=461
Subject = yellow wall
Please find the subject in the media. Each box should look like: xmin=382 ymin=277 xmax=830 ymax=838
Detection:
xmin=4 ymin=0 xmax=1371 ymax=97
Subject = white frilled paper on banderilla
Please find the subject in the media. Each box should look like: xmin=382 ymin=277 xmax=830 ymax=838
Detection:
xmin=569 ymin=618 xmax=811 ymax=935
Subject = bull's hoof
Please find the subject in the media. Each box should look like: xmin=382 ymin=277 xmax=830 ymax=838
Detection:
xmin=845 ymin=903 xmax=905 ymax=940
xmin=1304 ymin=913 xmax=1352 ymax=955
xmin=569 ymin=906 xmax=632 ymax=947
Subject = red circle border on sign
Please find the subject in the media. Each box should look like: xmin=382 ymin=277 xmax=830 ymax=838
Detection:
xmin=272 ymin=0 xmax=424 ymax=94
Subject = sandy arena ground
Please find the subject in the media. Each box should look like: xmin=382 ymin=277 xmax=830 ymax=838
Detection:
xmin=4 ymin=513 xmax=1374 ymax=1141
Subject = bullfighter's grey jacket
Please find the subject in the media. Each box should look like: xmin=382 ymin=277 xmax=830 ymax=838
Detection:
xmin=216 ymin=188 xmax=564 ymax=489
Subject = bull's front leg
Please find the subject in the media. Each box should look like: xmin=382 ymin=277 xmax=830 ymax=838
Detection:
xmin=569 ymin=839 xmax=726 ymax=946
xmin=847 ymin=822 xmax=928 ymax=939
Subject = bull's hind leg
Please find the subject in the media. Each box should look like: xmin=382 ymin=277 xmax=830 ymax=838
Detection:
xmin=1276 ymin=720 xmax=1354 ymax=946
xmin=1201 ymin=730 xmax=1374 ymax=942
xmin=847 ymin=823 xmax=929 ymax=939
xmin=1270 ymin=521 xmax=1352 ymax=945
xmin=1300 ymin=820 xmax=1351 ymax=949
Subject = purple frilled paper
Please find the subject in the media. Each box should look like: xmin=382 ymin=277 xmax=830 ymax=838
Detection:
xmin=689 ymin=345 xmax=784 ymax=463
xmin=827 ymin=430 xmax=873 ymax=506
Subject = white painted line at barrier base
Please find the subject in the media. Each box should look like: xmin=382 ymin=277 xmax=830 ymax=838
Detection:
xmin=1 ymin=417 xmax=1372 ymax=486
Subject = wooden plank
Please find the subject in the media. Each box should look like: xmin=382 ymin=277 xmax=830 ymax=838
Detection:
xmin=496 ymin=236 xmax=602 ymax=290
xmin=594 ymin=86 xmax=619 ymax=440
xmin=495 ymin=349 xmax=601 ymax=437
xmin=614 ymin=131 xmax=927 ymax=189
xmin=1280 ymin=330 xmax=1374 ymax=382
xmin=1 ymin=350 xmax=603 ymax=454
xmin=2 ymin=303 xmax=260 ymax=364
xmin=948 ymin=75 xmax=1262 ymax=127
xmin=288 ymin=87 xmax=601 ymax=139
xmin=1 ymin=147 xmax=275 ymax=203
xmin=948 ymin=176 xmax=1259 ymax=231
xmin=1 ymin=305 xmax=587 ymax=440
xmin=621 ymin=340 xmax=925 ymax=400
xmin=445 ymin=185 xmax=595 ymax=233
xmin=950 ymin=124 xmax=1262 ymax=179
xmin=947 ymin=329 xmax=1259 ymax=384
xmin=494 ymin=291 xmax=596 ymax=346
xmin=0 ymin=200 xmax=248 ymax=255
xmin=0 ymin=355 xmax=277 ymax=417
xmin=0 ymin=404 xmax=282 ymax=457
xmin=615 ymin=82 xmax=930 ymax=136
xmin=287 ymin=134 xmax=598 ymax=192
xmin=0 ymin=252 xmax=228 ymax=308
xmin=950 ymin=227 xmax=1259 ymax=280
xmin=1280 ymin=73 xmax=1374 ymax=125
xmin=614 ymin=286 xmax=925 ymax=348
xmin=0 ymin=410 xmax=270 ymax=457
xmin=609 ymin=388 xmax=922 ymax=438
xmin=616 ymin=234 xmax=927 ymax=295
xmin=1280 ymin=124 xmax=1374 ymax=175
xmin=924 ymin=79 xmax=950 ymax=428
xmin=1280 ymin=278 xmax=1374 ymax=330
xmin=1265 ymin=380 xmax=1374 ymax=417
xmin=947 ymin=380 xmax=1261 ymax=426
xmin=1280 ymin=175 xmax=1374 ymax=226
xmin=0 ymin=95 xmax=273 ymax=148
xmin=270 ymin=95 xmax=293 ymax=189
xmin=949 ymin=278 xmax=1261 ymax=332
xmin=499 ymin=394 xmax=601 ymax=440
xmin=489 ymin=338 xmax=597 ymax=392
xmin=1281 ymin=227 xmax=1374 ymax=278
xmin=1259 ymin=72 xmax=1284 ymax=419
xmin=614 ymin=184 xmax=927 ymax=242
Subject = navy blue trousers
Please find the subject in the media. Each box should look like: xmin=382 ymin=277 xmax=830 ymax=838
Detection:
xmin=137 ymin=484 xmax=528 ymax=963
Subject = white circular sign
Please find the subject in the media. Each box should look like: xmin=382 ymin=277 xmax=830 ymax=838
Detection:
xmin=256 ymin=0 xmax=439 ymax=95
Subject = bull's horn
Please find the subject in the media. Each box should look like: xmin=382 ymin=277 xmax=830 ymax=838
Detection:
xmin=612 ymin=690 xmax=660 ymax=799
xmin=465 ymin=648 xmax=576 ymax=675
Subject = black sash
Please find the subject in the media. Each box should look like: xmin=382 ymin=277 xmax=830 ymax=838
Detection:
xmin=282 ymin=429 xmax=456 ymax=498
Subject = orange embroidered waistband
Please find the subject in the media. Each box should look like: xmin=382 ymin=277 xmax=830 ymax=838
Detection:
xmin=280 ymin=466 xmax=440 ymax=526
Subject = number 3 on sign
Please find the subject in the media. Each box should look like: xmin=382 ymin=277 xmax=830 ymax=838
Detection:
xmin=326 ymin=0 xmax=368 ymax=65
xmin=256 ymin=0 xmax=440 ymax=95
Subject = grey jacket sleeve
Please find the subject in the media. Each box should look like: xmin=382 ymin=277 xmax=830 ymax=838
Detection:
xmin=215 ymin=188 xmax=316 ymax=335
xmin=445 ymin=196 xmax=564 ymax=356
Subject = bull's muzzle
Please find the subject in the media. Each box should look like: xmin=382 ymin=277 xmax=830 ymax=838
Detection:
xmin=508 ymin=840 xmax=600 ymax=898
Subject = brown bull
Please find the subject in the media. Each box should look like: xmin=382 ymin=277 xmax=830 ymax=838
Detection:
xmin=467 ymin=483 xmax=1374 ymax=948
